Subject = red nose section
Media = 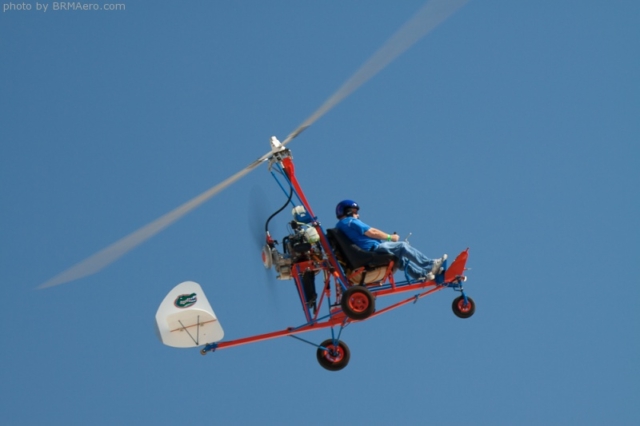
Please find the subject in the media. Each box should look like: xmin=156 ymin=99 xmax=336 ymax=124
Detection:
xmin=444 ymin=248 xmax=469 ymax=283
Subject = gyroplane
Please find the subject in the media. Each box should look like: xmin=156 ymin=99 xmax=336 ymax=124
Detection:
xmin=40 ymin=0 xmax=474 ymax=371
xmin=155 ymin=136 xmax=474 ymax=371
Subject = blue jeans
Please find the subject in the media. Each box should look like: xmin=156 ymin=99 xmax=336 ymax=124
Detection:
xmin=374 ymin=241 xmax=434 ymax=280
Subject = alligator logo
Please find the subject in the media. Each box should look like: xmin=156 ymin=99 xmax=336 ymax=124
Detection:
xmin=174 ymin=293 xmax=197 ymax=308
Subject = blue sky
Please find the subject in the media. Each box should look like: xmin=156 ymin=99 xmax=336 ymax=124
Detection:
xmin=1 ymin=1 xmax=638 ymax=425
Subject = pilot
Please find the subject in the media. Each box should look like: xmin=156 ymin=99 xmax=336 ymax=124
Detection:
xmin=335 ymin=199 xmax=446 ymax=281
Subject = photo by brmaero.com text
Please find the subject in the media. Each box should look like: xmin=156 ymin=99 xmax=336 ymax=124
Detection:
xmin=3 ymin=2 xmax=126 ymax=12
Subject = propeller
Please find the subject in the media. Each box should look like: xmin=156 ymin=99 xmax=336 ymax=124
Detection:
xmin=248 ymin=185 xmax=280 ymax=299
xmin=248 ymin=185 xmax=272 ymax=252
xmin=38 ymin=0 xmax=468 ymax=289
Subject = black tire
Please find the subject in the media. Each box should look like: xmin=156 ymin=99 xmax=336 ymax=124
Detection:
xmin=341 ymin=286 xmax=375 ymax=320
xmin=316 ymin=339 xmax=350 ymax=371
xmin=452 ymin=295 xmax=475 ymax=319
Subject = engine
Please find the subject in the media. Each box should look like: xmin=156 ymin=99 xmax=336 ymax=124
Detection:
xmin=261 ymin=206 xmax=322 ymax=280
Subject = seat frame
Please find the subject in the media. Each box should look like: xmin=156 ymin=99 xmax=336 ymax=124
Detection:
xmin=326 ymin=228 xmax=398 ymax=285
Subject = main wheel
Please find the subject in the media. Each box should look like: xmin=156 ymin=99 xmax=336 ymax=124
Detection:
xmin=341 ymin=286 xmax=375 ymax=320
xmin=452 ymin=295 xmax=475 ymax=318
xmin=316 ymin=339 xmax=350 ymax=371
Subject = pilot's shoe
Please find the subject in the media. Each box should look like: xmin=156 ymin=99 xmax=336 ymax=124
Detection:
xmin=421 ymin=272 xmax=436 ymax=281
xmin=430 ymin=254 xmax=448 ymax=274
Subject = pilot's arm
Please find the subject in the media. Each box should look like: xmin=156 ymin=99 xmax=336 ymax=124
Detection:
xmin=365 ymin=228 xmax=400 ymax=242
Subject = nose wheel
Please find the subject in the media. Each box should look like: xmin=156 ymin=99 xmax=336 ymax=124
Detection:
xmin=452 ymin=295 xmax=475 ymax=318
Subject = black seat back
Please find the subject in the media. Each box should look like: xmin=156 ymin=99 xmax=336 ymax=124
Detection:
xmin=326 ymin=228 xmax=397 ymax=270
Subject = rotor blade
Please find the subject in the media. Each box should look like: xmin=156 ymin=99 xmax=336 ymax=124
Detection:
xmin=281 ymin=0 xmax=469 ymax=146
xmin=38 ymin=152 xmax=272 ymax=289
xmin=39 ymin=0 xmax=468 ymax=289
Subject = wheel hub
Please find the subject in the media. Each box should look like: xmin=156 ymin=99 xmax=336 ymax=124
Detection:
xmin=349 ymin=294 xmax=369 ymax=313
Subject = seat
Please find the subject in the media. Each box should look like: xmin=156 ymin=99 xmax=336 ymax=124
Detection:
xmin=326 ymin=228 xmax=397 ymax=284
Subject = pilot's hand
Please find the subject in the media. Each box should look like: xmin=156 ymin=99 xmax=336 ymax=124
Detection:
xmin=391 ymin=233 xmax=400 ymax=242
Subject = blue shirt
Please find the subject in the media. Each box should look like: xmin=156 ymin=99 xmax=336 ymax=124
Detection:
xmin=336 ymin=217 xmax=379 ymax=251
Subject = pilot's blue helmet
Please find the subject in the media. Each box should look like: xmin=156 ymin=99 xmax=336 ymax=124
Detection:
xmin=335 ymin=199 xmax=360 ymax=219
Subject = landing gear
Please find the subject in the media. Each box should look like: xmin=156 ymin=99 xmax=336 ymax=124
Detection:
xmin=199 ymin=343 xmax=218 ymax=355
xmin=341 ymin=286 xmax=375 ymax=320
xmin=316 ymin=339 xmax=350 ymax=371
xmin=452 ymin=295 xmax=475 ymax=318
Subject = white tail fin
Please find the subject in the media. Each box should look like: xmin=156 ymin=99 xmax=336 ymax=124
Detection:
xmin=155 ymin=281 xmax=224 ymax=348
